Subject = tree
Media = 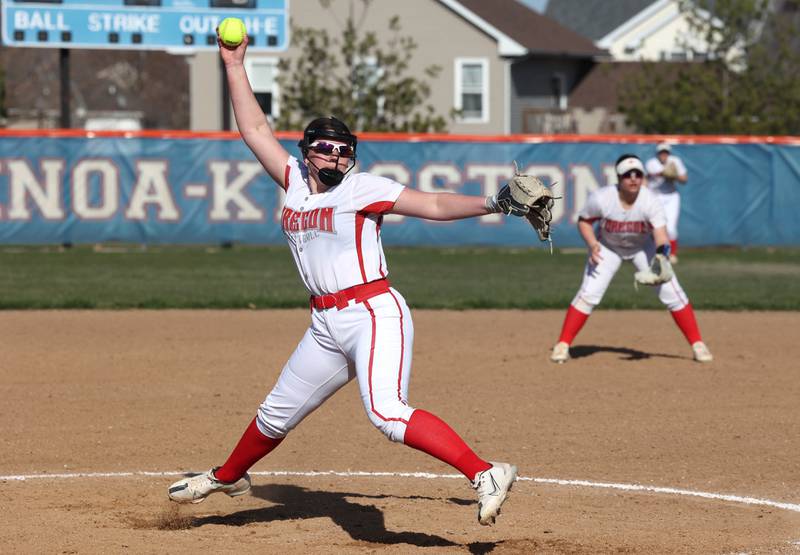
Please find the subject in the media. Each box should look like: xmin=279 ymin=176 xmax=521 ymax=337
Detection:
xmin=618 ymin=0 xmax=800 ymax=134
xmin=275 ymin=0 xmax=449 ymax=132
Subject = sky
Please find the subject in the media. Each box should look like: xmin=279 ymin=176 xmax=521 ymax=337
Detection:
xmin=519 ymin=0 xmax=549 ymax=13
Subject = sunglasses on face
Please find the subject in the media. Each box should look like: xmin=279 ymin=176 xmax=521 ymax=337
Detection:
xmin=309 ymin=141 xmax=355 ymax=158
xmin=621 ymin=170 xmax=644 ymax=179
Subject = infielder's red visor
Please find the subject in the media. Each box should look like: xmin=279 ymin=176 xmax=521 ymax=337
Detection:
xmin=615 ymin=157 xmax=645 ymax=175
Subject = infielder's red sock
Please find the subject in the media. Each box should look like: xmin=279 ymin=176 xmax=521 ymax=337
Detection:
xmin=557 ymin=305 xmax=590 ymax=344
xmin=214 ymin=417 xmax=283 ymax=483
xmin=670 ymin=240 xmax=678 ymax=256
xmin=670 ymin=304 xmax=702 ymax=345
xmin=403 ymin=409 xmax=491 ymax=481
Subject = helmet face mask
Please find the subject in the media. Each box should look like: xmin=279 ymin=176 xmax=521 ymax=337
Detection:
xmin=298 ymin=116 xmax=358 ymax=186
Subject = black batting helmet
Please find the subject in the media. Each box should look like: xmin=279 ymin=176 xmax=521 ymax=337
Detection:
xmin=297 ymin=116 xmax=358 ymax=158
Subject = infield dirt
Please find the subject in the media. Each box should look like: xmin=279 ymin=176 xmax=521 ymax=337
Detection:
xmin=2 ymin=310 xmax=799 ymax=554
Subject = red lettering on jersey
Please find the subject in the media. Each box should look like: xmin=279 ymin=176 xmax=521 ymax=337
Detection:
xmin=318 ymin=207 xmax=335 ymax=233
xmin=281 ymin=206 xmax=336 ymax=233
xmin=281 ymin=207 xmax=291 ymax=231
xmin=603 ymin=219 xmax=652 ymax=234
xmin=307 ymin=208 xmax=319 ymax=229
xmin=289 ymin=210 xmax=300 ymax=232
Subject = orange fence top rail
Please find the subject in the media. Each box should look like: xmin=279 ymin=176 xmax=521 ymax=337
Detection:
xmin=0 ymin=128 xmax=799 ymax=145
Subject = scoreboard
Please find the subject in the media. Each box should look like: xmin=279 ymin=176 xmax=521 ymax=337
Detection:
xmin=1 ymin=0 xmax=289 ymax=51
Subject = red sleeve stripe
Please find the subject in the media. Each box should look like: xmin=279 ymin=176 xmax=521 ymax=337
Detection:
xmin=282 ymin=164 xmax=290 ymax=191
xmin=359 ymin=201 xmax=396 ymax=214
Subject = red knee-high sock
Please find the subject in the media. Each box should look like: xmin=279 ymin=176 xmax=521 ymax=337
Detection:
xmin=403 ymin=409 xmax=491 ymax=481
xmin=558 ymin=305 xmax=590 ymax=344
xmin=670 ymin=239 xmax=678 ymax=256
xmin=214 ymin=417 xmax=283 ymax=483
xmin=670 ymin=304 xmax=702 ymax=345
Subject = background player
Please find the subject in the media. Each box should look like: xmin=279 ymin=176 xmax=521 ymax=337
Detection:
xmin=166 ymin=32 xmax=533 ymax=526
xmin=646 ymin=142 xmax=688 ymax=263
xmin=550 ymin=154 xmax=712 ymax=364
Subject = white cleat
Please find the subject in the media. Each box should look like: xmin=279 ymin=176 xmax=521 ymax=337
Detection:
xmin=669 ymin=254 xmax=679 ymax=265
xmin=550 ymin=341 xmax=570 ymax=363
xmin=473 ymin=462 xmax=517 ymax=526
xmin=692 ymin=341 xmax=713 ymax=363
xmin=168 ymin=468 xmax=251 ymax=504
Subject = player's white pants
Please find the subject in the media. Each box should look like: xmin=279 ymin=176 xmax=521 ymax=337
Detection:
xmin=256 ymin=288 xmax=415 ymax=443
xmin=655 ymin=190 xmax=681 ymax=241
xmin=570 ymin=243 xmax=690 ymax=313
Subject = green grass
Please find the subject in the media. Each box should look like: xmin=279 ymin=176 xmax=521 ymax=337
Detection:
xmin=0 ymin=245 xmax=798 ymax=310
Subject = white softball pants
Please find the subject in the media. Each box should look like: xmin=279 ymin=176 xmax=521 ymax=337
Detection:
xmin=656 ymin=190 xmax=681 ymax=241
xmin=256 ymin=288 xmax=415 ymax=443
xmin=570 ymin=243 xmax=690 ymax=314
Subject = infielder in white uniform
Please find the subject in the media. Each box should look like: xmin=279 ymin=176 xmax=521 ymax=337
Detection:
xmin=550 ymin=154 xmax=712 ymax=364
xmin=168 ymin=32 xmax=522 ymax=526
xmin=646 ymin=142 xmax=688 ymax=263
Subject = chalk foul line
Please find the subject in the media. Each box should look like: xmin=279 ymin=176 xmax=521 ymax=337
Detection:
xmin=1 ymin=469 xmax=799 ymax=514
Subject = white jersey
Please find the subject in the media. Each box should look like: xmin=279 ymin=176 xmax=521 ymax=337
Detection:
xmin=280 ymin=156 xmax=405 ymax=296
xmin=579 ymin=185 xmax=666 ymax=257
xmin=646 ymin=154 xmax=687 ymax=194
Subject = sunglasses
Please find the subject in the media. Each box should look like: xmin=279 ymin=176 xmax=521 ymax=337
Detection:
xmin=309 ymin=141 xmax=355 ymax=158
xmin=621 ymin=170 xmax=644 ymax=179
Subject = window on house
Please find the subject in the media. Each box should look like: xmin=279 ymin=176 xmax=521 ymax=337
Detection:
xmin=551 ymin=73 xmax=567 ymax=111
xmin=455 ymin=58 xmax=488 ymax=122
xmin=246 ymin=58 xmax=279 ymax=119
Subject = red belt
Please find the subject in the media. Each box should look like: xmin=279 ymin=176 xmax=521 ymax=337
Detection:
xmin=310 ymin=279 xmax=391 ymax=311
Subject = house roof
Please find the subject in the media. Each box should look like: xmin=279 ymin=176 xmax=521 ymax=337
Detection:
xmin=545 ymin=0 xmax=658 ymax=41
xmin=569 ymin=60 xmax=691 ymax=109
xmin=442 ymin=0 xmax=605 ymax=58
xmin=568 ymin=61 xmax=646 ymax=108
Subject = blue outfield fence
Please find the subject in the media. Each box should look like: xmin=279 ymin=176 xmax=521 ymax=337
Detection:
xmin=0 ymin=130 xmax=798 ymax=247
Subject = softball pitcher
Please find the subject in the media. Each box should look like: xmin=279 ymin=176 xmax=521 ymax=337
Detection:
xmin=550 ymin=154 xmax=712 ymax=364
xmin=165 ymin=31 xmax=554 ymax=526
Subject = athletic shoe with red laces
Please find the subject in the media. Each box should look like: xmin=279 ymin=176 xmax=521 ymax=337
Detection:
xmin=168 ymin=468 xmax=251 ymax=504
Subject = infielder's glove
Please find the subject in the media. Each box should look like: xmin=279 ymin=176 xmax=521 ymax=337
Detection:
xmin=662 ymin=162 xmax=679 ymax=180
xmin=487 ymin=162 xmax=557 ymax=243
xmin=634 ymin=253 xmax=674 ymax=288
